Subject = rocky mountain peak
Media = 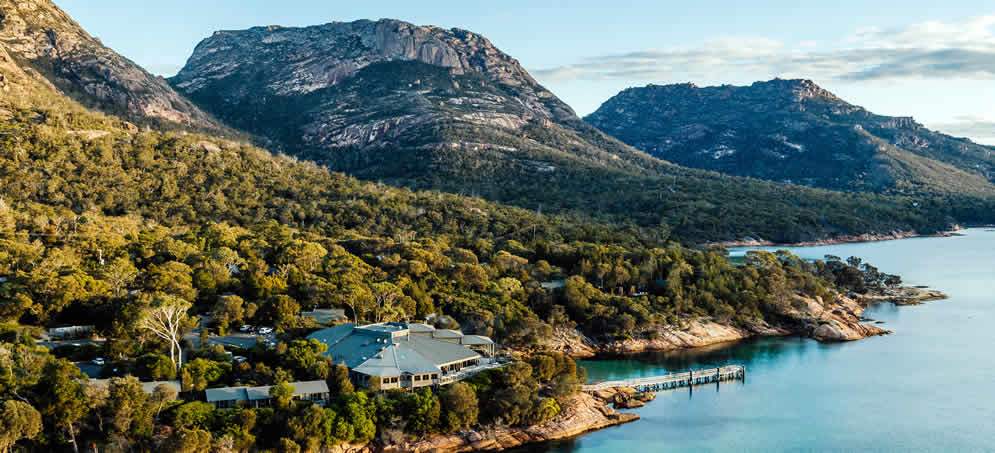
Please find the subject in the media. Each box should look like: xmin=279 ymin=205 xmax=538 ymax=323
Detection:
xmin=749 ymin=78 xmax=841 ymax=103
xmin=172 ymin=18 xmax=574 ymax=121
xmin=0 ymin=0 xmax=220 ymax=128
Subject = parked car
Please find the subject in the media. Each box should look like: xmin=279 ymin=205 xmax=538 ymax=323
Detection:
xmin=239 ymin=325 xmax=253 ymax=332
xmin=257 ymin=327 xmax=273 ymax=335
xmin=233 ymin=356 xmax=248 ymax=363
xmin=92 ymin=358 xmax=105 ymax=366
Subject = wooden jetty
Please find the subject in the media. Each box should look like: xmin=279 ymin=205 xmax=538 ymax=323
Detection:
xmin=582 ymin=365 xmax=745 ymax=392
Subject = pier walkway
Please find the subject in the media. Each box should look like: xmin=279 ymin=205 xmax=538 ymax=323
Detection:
xmin=582 ymin=365 xmax=745 ymax=392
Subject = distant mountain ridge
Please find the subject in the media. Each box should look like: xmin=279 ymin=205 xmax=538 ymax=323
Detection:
xmin=585 ymin=79 xmax=995 ymax=196
xmin=0 ymin=0 xmax=221 ymax=130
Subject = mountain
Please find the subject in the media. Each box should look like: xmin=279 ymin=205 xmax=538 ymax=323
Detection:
xmin=585 ymin=79 xmax=995 ymax=196
xmin=169 ymin=19 xmax=656 ymax=176
xmin=0 ymin=0 xmax=222 ymax=130
xmin=168 ymin=20 xmax=991 ymax=243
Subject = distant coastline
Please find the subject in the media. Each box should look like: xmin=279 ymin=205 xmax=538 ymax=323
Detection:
xmin=705 ymin=227 xmax=968 ymax=248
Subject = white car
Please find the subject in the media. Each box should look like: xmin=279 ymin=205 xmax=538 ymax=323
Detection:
xmin=257 ymin=327 xmax=273 ymax=335
xmin=92 ymin=358 xmax=105 ymax=366
xmin=239 ymin=325 xmax=253 ymax=332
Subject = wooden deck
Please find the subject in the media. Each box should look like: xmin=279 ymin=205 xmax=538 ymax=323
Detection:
xmin=582 ymin=365 xmax=745 ymax=392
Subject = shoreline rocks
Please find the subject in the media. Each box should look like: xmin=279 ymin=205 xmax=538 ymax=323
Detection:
xmin=387 ymin=393 xmax=638 ymax=452
xmin=856 ymin=287 xmax=948 ymax=306
xmin=548 ymin=285 xmax=947 ymax=359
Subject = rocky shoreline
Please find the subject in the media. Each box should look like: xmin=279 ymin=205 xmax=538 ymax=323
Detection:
xmin=855 ymin=286 xmax=948 ymax=306
xmin=381 ymin=393 xmax=638 ymax=452
xmin=548 ymin=285 xmax=947 ymax=358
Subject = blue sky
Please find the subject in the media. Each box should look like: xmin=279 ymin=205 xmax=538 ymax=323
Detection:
xmin=57 ymin=1 xmax=995 ymax=144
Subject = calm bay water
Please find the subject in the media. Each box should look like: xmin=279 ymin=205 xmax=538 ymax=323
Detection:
xmin=514 ymin=228 xmax=995 ymax=452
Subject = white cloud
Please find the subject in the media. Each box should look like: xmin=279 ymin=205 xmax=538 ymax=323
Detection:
xmin=928 ymin=115 xmax=995 ymax=146
xmin=532 ymin=14 xmax=995 ymax=83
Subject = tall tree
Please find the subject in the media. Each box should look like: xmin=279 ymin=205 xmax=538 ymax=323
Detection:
xmin=138 ymin=295 xmax=191 ymax=373
xmin=37 ymin=360 xmax=87 ymax=453
xmin=0 ymin=400 xmax=42 ymax=453
xmin=102 ymin=257 xmax=139 ymax=297
xmin=440 ymin=382 xmax=478 ymax=433
xmin=370 ymin=282 xmax=401 ymax=323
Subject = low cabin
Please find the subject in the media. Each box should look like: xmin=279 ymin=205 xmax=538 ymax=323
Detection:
xmin=205 ymin=380 xmax=330 ymax=409
xmin=48 ymin=325 xmax=95 ymax=340
xmin=540 ymin=280 xmax=566 ymax=291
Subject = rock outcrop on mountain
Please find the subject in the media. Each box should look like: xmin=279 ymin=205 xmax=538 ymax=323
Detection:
xmin=170 ymin=19 xmax=578 ymax=150
xmin=173 ymin=19 xmax=574 ymax=120
xmin=169 ymin=19 xmax=661 ymax=177
xmin=585 ymin=79 xmax=995 ymax=196
xmin=0 ymin=0 xmax=220 ymax=129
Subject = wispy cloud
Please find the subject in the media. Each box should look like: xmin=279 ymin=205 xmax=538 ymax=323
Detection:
xmin=929 ymin=115 xmax=995 ymax=145
xmin=533 ymin=15 xmax=995 ymax=83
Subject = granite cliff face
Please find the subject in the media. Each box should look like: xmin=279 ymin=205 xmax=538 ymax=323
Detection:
xmin=170 ymin=19 xmax=579 ymax=153
xmin=0 ymin=0 xmax=220 ymax=129
xmin=586 ymin=79 xmax=995 ymax=196
xmin=173 ymin=19 xmax=573 ymax=119
xmin=546 ymin=290 xmax=911 ymax=359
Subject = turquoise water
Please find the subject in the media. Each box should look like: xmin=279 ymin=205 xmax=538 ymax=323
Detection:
xmin=513 ymin=228 xmax=995 ymax=452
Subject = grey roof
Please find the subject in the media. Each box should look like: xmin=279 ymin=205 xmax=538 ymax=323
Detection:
xmin=541 ymin=280 xmax=566 ymax=290
xmin=461 ymin=335 xmax=494 ymax=346
xmin=407 ymin=323 xmax=436 ymax=333
xmin=356 ymin=323 xmax=408 ymax=337
xmin=205 ymin=381 xmax=329 ymax=403
xmin=409 ymin=335 xmax=480 ymax=366
xmin=205 ymin=386 xmax=249 ymax=403
xmin=310 ymin=326 xmax=393 ymax=368
xmin=352 ymin=343 xmax=440 ymax=377
xmin=307 ymin=323 xmax=487 ymax=378
xmin=433 ymin=329 xmax=464 ymax=339
xmin=291 ymin=380 xmax=331 ymax=394
xmin=308 ymin=323 xmax=358 ymax=349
